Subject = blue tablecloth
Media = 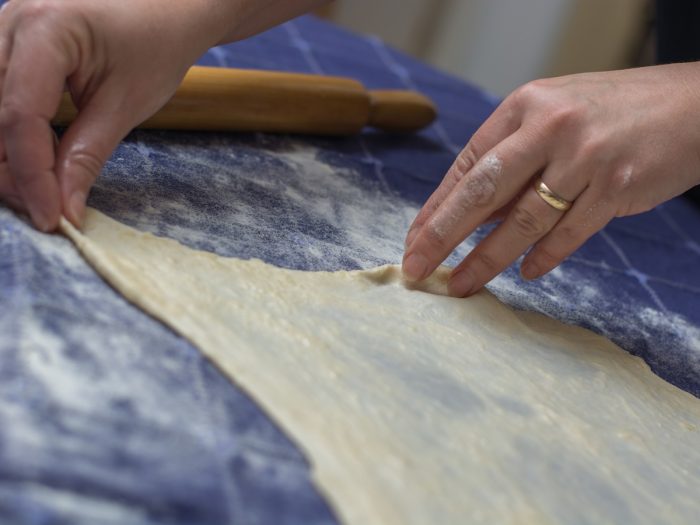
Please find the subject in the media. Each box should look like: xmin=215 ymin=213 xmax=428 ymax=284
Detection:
xmin=1 ymin=12 xmax=699 ymax=525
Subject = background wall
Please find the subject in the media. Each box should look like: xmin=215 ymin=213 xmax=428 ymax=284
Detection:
xmin=325 ymin=0 xmax=651 ymax=97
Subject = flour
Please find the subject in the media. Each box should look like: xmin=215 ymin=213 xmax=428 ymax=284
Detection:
xmin=489 ymin=257 xmax=700 ymax=395
xmin=89 ymin=136 xmax=431 ymax=271
xmin=428 ymin=154 xmax=502 ymax=240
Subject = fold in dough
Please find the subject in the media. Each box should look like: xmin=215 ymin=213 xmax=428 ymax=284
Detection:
xmin=61 ymin=209 xmax=700 ymax=525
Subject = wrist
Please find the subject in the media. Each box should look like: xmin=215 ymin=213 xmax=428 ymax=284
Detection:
xmin=211 ymin=0 xmax=329 ymax=45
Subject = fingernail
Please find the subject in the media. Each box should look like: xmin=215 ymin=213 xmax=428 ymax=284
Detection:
xmin=404 ymin=227 xmax=418 ymax=249
xmin=69 ymin=191 xmax=86 ymax=228
xmin=32 ymin=210 xmax=52 ymax=233
xmin=403 ymin=252 xmax=429 ymax=282
xmin=448 ymin=270 xmax=475 ymax=297
xmin=520 ymin=260 xmax=540 ymax=280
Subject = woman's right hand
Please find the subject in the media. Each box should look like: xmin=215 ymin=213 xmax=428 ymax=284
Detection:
xmin=0 ymin=0 xmax=326 ymax=231
xmin=0 ymin=0 xmax=220 ymax=230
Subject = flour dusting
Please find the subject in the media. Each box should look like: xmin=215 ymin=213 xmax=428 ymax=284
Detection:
xmin=430 ymin=155 xmax=501 ymax=240
xmin=89 ymin=137 xmax=434 ymax=271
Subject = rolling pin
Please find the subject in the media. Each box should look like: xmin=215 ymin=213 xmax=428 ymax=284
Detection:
xmin=53 ymin=66 xmax=437 ymax=136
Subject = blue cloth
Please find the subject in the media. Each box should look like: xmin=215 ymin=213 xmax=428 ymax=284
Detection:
xmin=1 ymin=12 xmax=699 ymax=525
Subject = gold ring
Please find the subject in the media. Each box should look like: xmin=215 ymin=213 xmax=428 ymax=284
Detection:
xmin=534 ymin=178 xmax=573 ymax=211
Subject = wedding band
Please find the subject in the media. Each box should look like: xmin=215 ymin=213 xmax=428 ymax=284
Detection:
xmin=534 ymin=178 xmax=573 ymax=211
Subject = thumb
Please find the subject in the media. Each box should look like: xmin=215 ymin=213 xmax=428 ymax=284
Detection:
xmin=56 ymin=99 xmax=132 ymax=228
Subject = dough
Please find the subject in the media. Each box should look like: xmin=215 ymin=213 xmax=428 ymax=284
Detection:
xmin=61 ymin=209 xmax=700 ymax=525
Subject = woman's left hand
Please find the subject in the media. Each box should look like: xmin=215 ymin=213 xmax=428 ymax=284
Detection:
xmin=402 ymin=63 xmax=700 ymax=296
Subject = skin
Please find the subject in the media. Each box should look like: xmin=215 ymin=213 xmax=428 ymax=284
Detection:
xmin=0 ymin=2 xmax=699 ymax=292
xmin=403 ymin=64 xmax=700 ymax=296
xmin=0 ymin=0 xmax=326 ymax=231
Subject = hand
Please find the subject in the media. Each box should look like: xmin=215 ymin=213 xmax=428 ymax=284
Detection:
xmin=0 ymin=0 xmax=327 ymax=231
xmin=402 ymin=63 xmax=700 ymax=297
xmin=0 ymin=0 xmax=224 ymax=230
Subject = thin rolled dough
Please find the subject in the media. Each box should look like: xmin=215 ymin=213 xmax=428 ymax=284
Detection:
xmin=61 ymin=209 xmax=700 ymax=524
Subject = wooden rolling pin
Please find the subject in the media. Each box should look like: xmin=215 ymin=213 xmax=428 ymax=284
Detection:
xmin=53 ymin=66 xmax=437 ymax=135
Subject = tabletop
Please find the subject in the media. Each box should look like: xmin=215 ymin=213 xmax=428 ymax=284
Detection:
xmin=1 ymin=12 xmax=699 ymax=525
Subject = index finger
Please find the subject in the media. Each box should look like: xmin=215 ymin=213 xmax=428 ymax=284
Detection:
xmin=404 ymin=97 xmax=520 ymax=248
xmin=402 ymin=131 xmax=546 ymax=282
xmin=0 ymin=24 xmax=75 ymax=231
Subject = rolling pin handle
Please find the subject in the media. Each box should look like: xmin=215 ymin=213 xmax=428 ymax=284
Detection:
xmin=367 ymin=90 xmax=437 ymax=133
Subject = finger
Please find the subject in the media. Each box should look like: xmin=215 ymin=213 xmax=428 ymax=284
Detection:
xmin=0 ymin=26 xmax=75 ymax=231
xmin=56 ymin=92 xmax=134 ymax=228
xmin=0 ymin=131 xmax=61 ymax=214
xmin=481 ymin=183 xmax=530 ymax=225
xmin=402 ymin=130 xmax=546 ymax=282
xmin=404 ymin=97 xmax=521 ymax=248
xmin=447 ymin=171 xmax=585 ymax=297
xmin=0 ymin=162 xmax=24 ymax=211
xmin=0 ymin=24 xmax=16 ymax=165
xmin=520 ymin=186 xmax=615 ymax=280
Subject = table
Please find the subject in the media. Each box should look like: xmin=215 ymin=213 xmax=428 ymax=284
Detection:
xmin=1 ymin=13 xmax=698 ymax=525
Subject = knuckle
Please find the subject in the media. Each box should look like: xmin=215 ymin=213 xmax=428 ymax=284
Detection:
xmin=450 ymin=141 xmax=480 ymax=182
xmin=15 ymin=0 xmax=61 ymax=22
xmin=511 ymin=205 xmax=547 ymax=238
xmin=423 ymin=220 xmax=451 ymax=250
xmin=577 ymin=135 xmax=606 ymax=161
xmin=0 ymin=101 xmax=30 ymax=130
xmin=512 ymin=79 xmax=567 ymax=112
xmin=514 ymin=83 xmax=590 ymax=137
xmin=512 ymin=79 xmax=547 ymax=106
xmin=545 ymin=105 xmax=582 ymax=133
xmin=471 ymin=250 xmax=500 ymax=273
xmin=456 ymin=157 xmax=500 ymax=210
xmin=445 ymin=163 xmax=464 ymax=187
xmin=554 ymin=223 xmax=582 ymax=243
xmin=460 ymin=141 xmax=480 ymax=168
xmin=418 ymin=197 xmax=440 ymax=221
xmin=68 ymin=148 xmax=105 ymax=180
xmin=531 ymin=244 xmax=561 ymax=268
